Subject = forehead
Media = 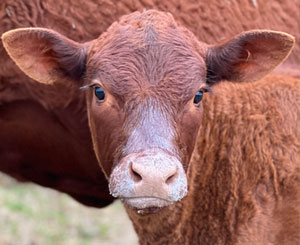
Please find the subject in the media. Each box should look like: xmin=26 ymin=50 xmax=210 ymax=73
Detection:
xmin=87 ymin=11 xmax=206 ymax=98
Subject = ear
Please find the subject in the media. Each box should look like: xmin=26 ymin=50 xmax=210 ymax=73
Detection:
xmin=206 ymin=30 xmax=295 ymax=84
xmin=2 ymin=28 xmax=88 ymax=84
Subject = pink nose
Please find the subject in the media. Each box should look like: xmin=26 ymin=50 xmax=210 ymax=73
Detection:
xmin=109 ymin=149 xmax=188 ymax=208
xmin=130 ymin=159 xmax=178 ymax=185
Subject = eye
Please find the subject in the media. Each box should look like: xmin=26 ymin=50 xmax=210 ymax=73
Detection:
xmin=94 ymin=87 xmax=105 ymax=101
xmin=193 ymin=91 xmax=203 ymax=105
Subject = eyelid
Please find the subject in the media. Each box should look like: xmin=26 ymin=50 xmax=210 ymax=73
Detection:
xmin=80 ymin=82 xmax=102 ymax=90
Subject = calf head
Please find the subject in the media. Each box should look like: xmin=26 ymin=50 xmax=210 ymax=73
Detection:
xmin=2 ymin=10 xmax=294 ymax=212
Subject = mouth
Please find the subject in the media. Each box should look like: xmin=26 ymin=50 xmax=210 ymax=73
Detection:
xmin=120 ymin=196 xmax=174 ymax=213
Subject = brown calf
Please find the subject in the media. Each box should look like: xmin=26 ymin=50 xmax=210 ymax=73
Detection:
xmin=1 ymin=0 xmax=299 ymax=209
xmin=3 ymin=10 xmax=299 ymax=244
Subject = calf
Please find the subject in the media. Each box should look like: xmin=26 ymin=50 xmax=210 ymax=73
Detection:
xmin=1 ymin=0 xmax=299 ymax=208
xmin=2 ymin=10 xmax=299 ymax=244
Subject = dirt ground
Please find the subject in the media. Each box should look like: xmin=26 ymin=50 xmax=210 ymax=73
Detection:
xmin=0 ymin=172 xmax=138 ymax=245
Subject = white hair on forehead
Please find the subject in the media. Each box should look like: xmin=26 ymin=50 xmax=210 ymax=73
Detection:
xmin=122 ymin=100 xmax=178 ymax=158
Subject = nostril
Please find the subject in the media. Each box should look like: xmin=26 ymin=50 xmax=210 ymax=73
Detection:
xmin=130 ymin=162 xmax=143 ymax=182
xmin=165 ymin=171 xmax=178 ymax=185
xmin=132 ymin=169 xmax=143 ymax=182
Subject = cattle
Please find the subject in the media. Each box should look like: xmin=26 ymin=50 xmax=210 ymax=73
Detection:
xmin=2 ymin=9 xmax=299 ymax=244
xmin=1 ymin=0 xmax=299 ymax=209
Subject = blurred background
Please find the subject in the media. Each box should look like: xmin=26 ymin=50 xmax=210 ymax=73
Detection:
xmin=0 ymin=172 xmax=138 ymax=245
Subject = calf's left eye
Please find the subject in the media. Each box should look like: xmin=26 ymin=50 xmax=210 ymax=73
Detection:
xmin=193 ymin=91 xmax=203 ymax=105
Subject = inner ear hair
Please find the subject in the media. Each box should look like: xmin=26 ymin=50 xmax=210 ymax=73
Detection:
xmin=205 ymin=39 xmax=246 ymax=84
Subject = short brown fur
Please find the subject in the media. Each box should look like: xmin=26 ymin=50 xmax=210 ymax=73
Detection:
xmin=1 ymin=4 xmax=300 ymax=245
xmin=1 ymin=1 xmax=299 ymax=207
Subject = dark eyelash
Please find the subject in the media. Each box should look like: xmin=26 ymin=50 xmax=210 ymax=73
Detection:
xmin=80 ymin=83 xmax=99 ymax=90
xmin=202 ymin=86 xmax=213 ymax=94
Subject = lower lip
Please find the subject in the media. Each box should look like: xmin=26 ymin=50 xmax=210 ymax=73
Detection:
xmin=121 ymin=197 xmax=173 ymax=210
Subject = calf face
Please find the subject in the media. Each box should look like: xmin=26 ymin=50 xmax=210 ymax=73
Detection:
xmin=2 ymin=10 xmax=294 ymax=212
xmin=83 ymin=13 xmax=207 ymax=209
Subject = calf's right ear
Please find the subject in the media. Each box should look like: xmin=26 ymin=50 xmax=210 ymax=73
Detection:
xmin=2 ymin=28 xmax=88 ymax=84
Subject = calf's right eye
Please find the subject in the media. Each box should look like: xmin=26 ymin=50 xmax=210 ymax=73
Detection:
xmin=95 ymin=87 xmax=105 ymax=101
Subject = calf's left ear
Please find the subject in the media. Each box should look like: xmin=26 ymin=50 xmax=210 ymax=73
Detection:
xmin=206 ymin=30 xmax=295 ymax=84
xmin=2 ymin=28 xmax=87 ymax=84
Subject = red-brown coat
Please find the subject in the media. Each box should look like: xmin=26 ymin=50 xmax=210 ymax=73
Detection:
xmin=0 ymin=0 xmax=299 ymax=209
xmin=2 ymin=9 xmax=299 ymax=244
